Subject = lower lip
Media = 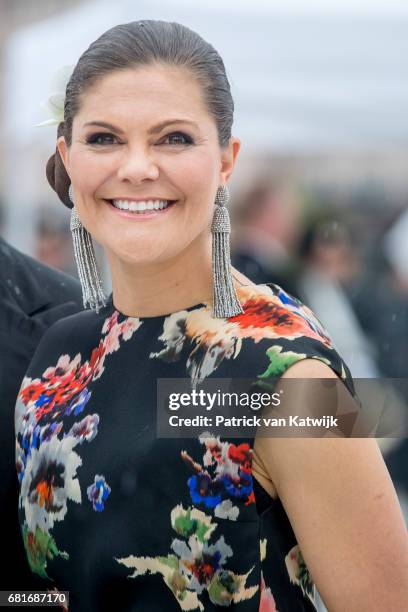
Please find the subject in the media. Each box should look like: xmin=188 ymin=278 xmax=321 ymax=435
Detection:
xmin=104 ymin=200 xmax=177 ymax=220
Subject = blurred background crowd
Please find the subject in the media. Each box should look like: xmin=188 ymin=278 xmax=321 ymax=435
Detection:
xmin=0 ymin=1 xmax=407 ymax=606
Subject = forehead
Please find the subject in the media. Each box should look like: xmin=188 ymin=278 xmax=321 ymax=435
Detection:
xmin=75 ymin=64 xmax=212 ymax=128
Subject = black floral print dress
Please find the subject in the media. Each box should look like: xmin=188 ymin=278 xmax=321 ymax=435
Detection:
xmin=15 ymin=283 xmax=357 ymax=611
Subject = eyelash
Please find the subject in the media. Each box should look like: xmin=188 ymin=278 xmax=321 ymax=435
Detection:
xmin=85 ymin=131 xmax=194 ymax=146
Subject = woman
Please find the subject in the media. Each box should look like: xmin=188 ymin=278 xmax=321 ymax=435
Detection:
xmin=15 ymin=20 xmax=407 ymax=611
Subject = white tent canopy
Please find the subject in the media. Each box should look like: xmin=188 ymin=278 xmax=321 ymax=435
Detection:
xmin=2 ymin=0 xmax=408 ymax=249
xmin=4 ymin=0 xmax=408 ymax=150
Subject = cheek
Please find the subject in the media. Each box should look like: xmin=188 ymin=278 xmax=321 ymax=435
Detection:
xmin=69 ymin=151 xmax=112 ymax=200
xmin=175 ymin=148 xmax=218 ymax=191
xmin=171 ymin=149 xmax=219 ymax=222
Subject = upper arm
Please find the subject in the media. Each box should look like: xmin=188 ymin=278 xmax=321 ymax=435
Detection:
xmin=255 ymin=359 xmax=408 ymax=611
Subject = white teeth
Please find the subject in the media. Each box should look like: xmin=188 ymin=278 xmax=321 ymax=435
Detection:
xmin=112 ymin=199 xmax=171 ymax=212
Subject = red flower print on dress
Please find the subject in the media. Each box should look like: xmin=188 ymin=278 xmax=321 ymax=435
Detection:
xmin=150 ymin=284 xmax=333 ymax=387
xmin=228 ymin=286 xmax=332 ymax=347
xmin=18 ymin=312 xmax=142 ymax=424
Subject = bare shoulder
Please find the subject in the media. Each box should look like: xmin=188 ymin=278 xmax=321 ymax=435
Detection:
xmin=280 ymin=357 xmax=339 ymax=379
xmin=253 ymin=360 xmax=408 ymax=609
xmin=253 ymin=358 xmax=340 ymax=499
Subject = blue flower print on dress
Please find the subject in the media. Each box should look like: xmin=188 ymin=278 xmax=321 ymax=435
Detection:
xmin=182 ymin=432 xmax=255 ymax=520
xmin=65 ymin=388 xmax=92 ymax=417
xmin=87 ymin=474 xmax=111 ymax=512
xmin=66 ymin=414 xmax=99 ymax=444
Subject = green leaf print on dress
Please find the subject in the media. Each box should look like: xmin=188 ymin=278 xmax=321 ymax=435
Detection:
xmin=21 ymin=525 xmax=69 ymax=579
xmin=116 ymin=504 xmax=258 ymax=611
xmin=259 ymin=345 xmax=308 ymax=379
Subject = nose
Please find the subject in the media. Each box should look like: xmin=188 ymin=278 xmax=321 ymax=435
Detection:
xmin=116 ymin=146 xmax=160 ymax=183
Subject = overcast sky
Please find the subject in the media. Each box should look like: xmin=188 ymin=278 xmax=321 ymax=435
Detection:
xmin=192 ymin=0 xmax=408 ymax=17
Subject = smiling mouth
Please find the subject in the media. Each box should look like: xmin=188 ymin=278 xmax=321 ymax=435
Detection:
xmin=105 ymin=199 xmax=178 ymax=214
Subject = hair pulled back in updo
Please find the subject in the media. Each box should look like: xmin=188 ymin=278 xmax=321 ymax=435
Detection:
xmin=46 ymin=19 xmax=235 ymax=208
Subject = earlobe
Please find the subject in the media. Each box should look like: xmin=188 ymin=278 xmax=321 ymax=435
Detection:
xmin=220 ymin=137 xmax=241 ymax=183
xmin=56 ymin=136 xmax=70 ymax=176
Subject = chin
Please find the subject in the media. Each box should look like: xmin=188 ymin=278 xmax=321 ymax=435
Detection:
xmin=102 ymin=231 xmax=185 ymax=266
xmin=108 ymin=246 xmax=172 ymax=267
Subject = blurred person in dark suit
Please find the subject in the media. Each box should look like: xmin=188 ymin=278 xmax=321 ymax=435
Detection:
xmin=0 ymin=236 xmax=82 ymax=589
xmin=296 ymin=214 xmax=380 ymax=377
xmin=231 ymin=179 xmax=301 ymax=295
xmin=35 ymin=206 xmax=76 ymax=276
xmin=298 ymin=211 xmax=408 ymax=514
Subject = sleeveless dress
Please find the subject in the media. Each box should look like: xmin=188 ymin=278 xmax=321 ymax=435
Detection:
xmin=15 ymin=283 xmax=357 ymax=611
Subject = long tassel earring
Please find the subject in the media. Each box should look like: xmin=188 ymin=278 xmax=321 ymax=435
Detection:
xmin=68 ymin=184 xmax=107 ymax=312
xmin=211 ymin=184 xmax=244 ymax=318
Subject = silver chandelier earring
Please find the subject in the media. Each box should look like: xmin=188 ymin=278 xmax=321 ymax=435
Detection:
xmin=68 ymin=184 xmax=106 ymax=312
xmin=211 ymin=184 xmax=244 ymax=318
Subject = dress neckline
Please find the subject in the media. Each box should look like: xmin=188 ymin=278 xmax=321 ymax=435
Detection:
xmin=105 ymin=282 xmax=275 ymax=321
xmin=106 ymin=292 xmax=210 ymax=321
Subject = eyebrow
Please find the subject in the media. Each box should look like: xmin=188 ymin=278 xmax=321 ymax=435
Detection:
xmin=82 ymin=119 xmax=199 ymax=134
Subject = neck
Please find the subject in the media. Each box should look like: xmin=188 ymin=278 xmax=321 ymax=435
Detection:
xmin=107 ymin=232 xmax=215 ymax=317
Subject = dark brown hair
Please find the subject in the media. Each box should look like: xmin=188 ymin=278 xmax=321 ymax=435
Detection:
xmin=46 ymin=20 xmax=235 ymax=208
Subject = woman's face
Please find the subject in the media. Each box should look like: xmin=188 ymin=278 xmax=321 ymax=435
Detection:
xmin=57 ymin=64 xmax=240 ymax=266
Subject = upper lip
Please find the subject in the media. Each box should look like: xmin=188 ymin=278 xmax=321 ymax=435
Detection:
xmin=106 ymin=197 xmax=177 ymax=202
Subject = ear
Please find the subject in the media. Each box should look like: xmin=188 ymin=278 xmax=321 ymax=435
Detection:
xmin=56 ymin=135 xmax=70 ymax=178
xmin=219 ymin=136 xmax=241 ymax=184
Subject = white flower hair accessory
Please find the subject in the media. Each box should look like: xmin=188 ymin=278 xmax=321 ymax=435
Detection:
xmin=35 ymin=64 xmax=75 ymax=127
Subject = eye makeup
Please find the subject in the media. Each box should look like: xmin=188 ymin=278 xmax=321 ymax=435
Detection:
xmin=85 ymin=131 xmax=194 ymax=146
